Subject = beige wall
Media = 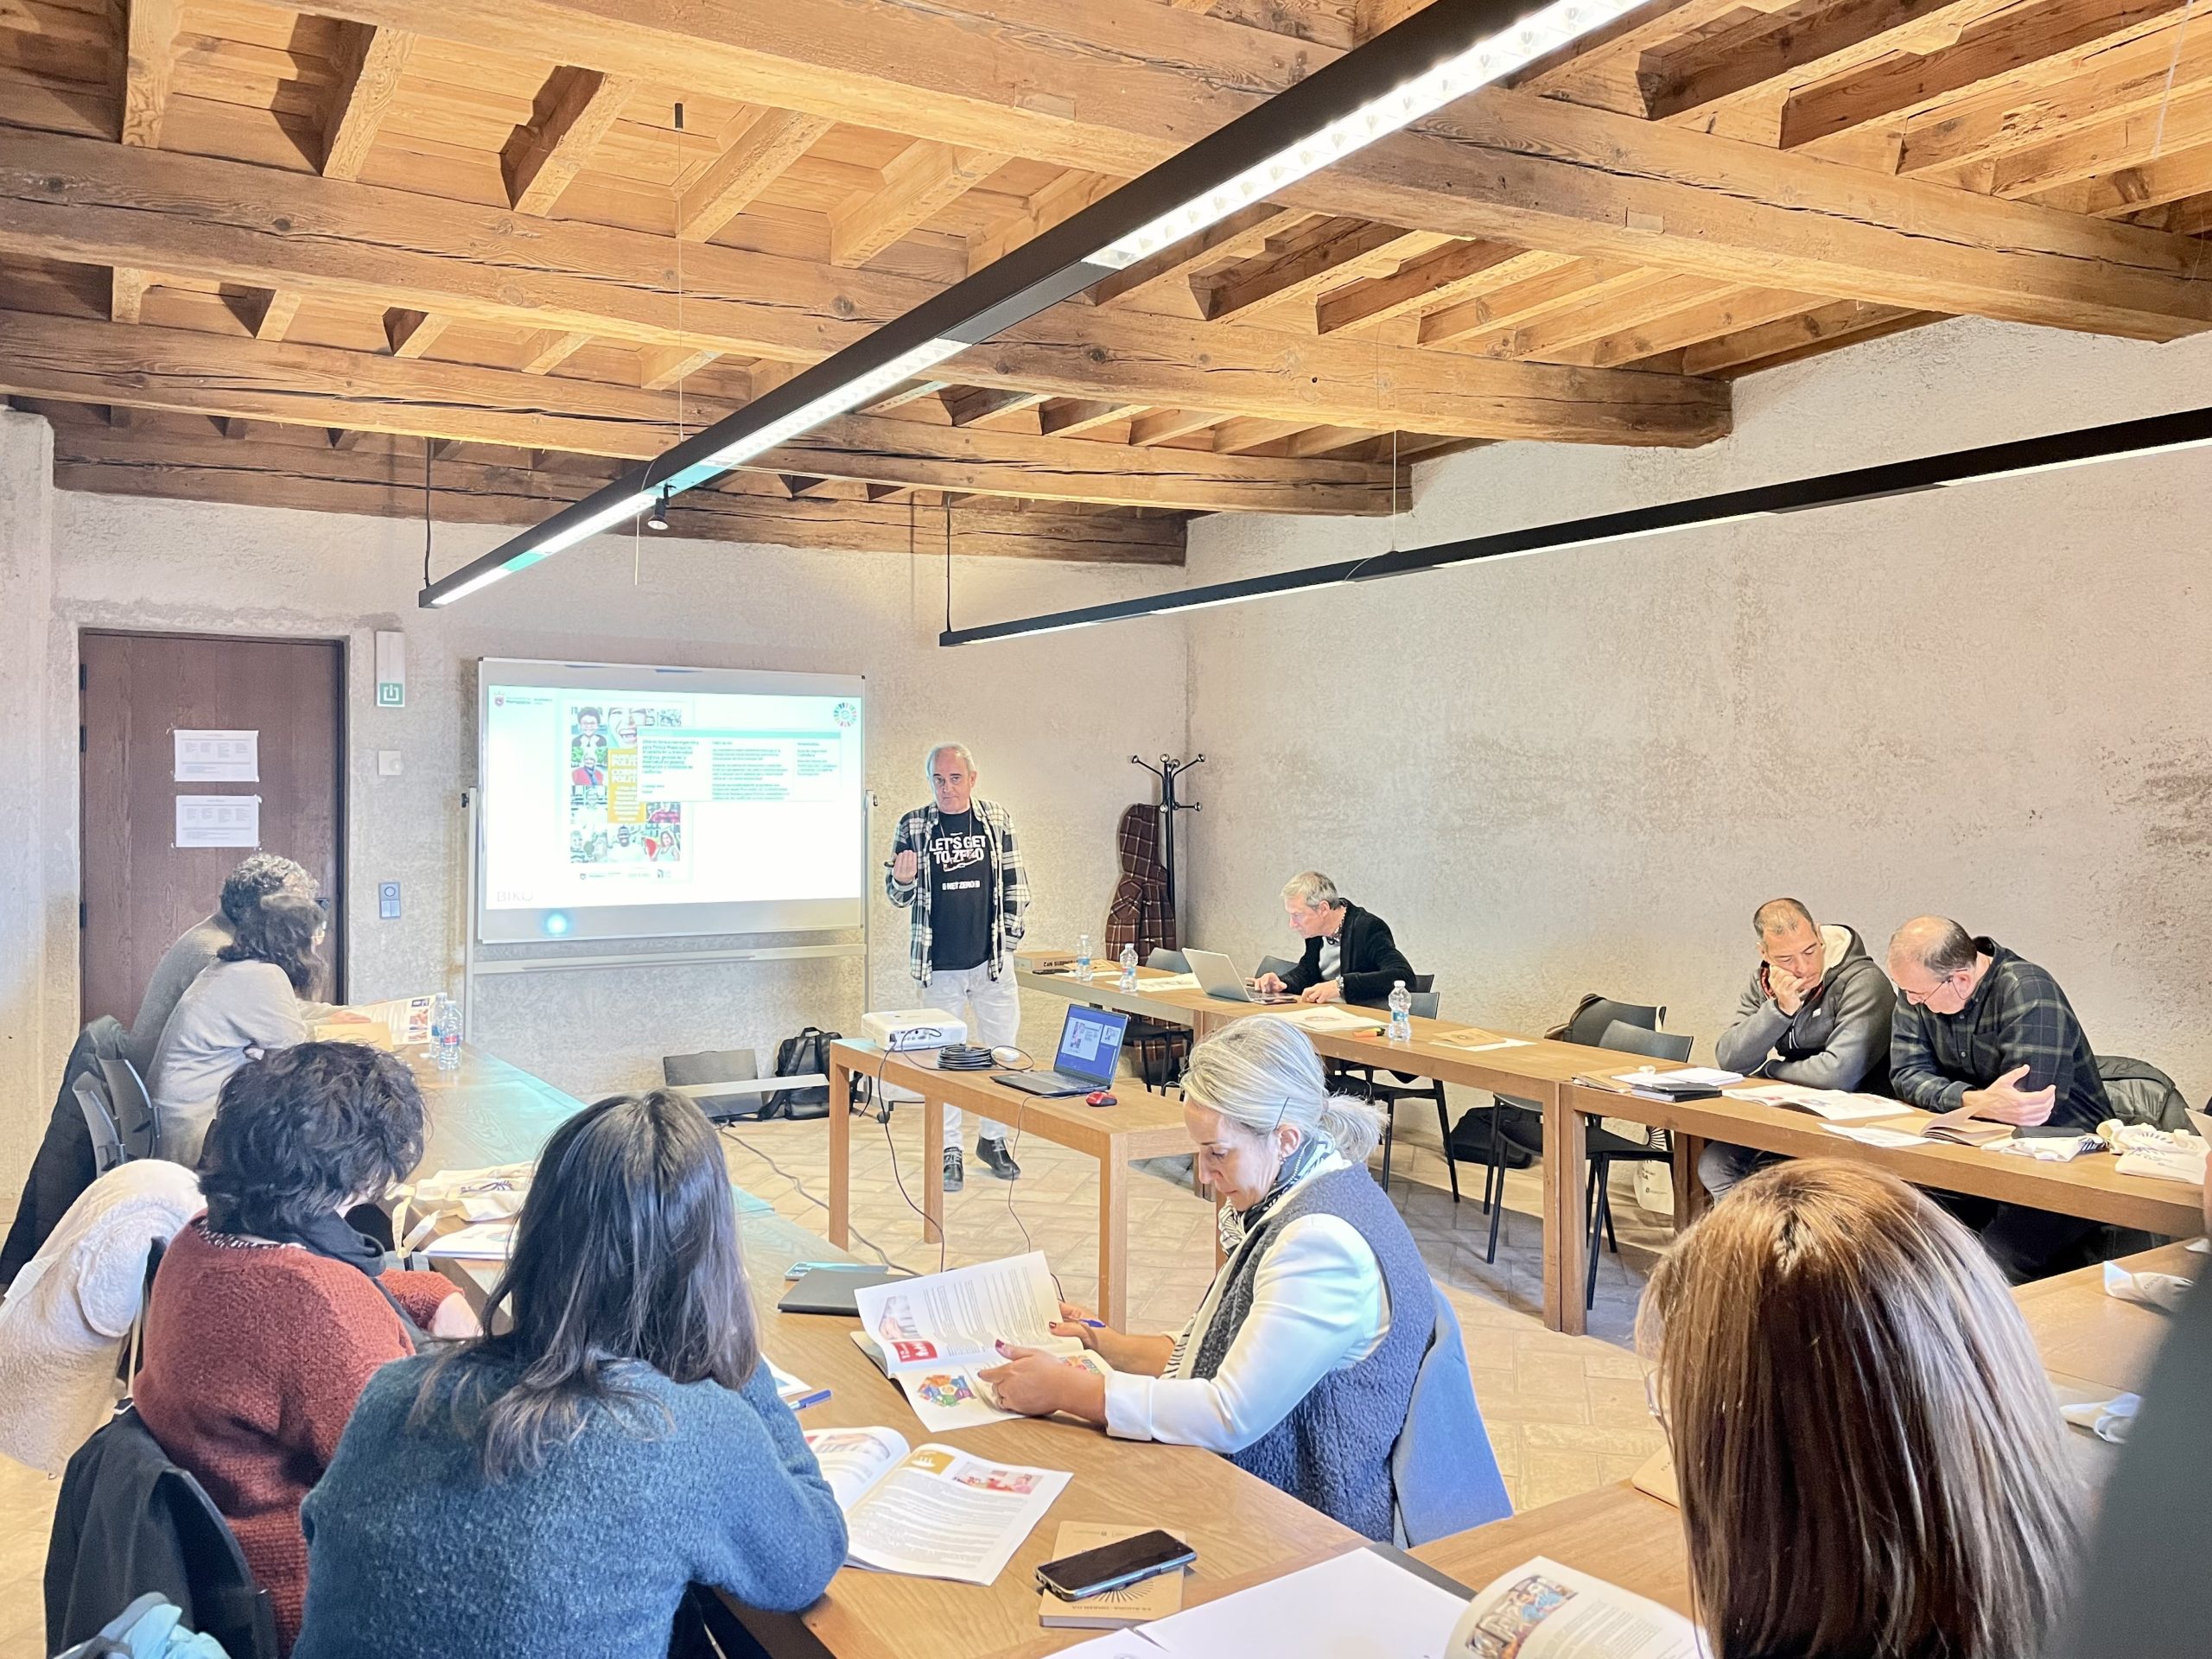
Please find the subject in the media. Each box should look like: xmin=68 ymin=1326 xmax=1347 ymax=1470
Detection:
xmin=1182 ymin=318 xmax=2212 ymax=1105
xmin=0 ymin=425 xmax=1188 ymax=1192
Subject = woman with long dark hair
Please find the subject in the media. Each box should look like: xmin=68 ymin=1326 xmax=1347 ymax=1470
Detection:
xmin=292 ymin=1091 xmax=846 ymax=1658
xmin=148 ymin=887 xmax=327 ymax=1163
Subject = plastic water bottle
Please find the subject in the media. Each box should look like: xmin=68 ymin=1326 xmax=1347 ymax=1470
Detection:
xmin=1119 ymin=943 xmax=1138 ymax=989
xmin=1389 ymin=980 xmax=1413 ymax=1044
xmin=432 ymin=994 xmax=462 ymax=1071
xmin=1075 ymin=933 xmax=1093 ymax=982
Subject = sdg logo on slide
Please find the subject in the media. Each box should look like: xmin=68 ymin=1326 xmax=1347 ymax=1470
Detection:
xmin=833 ymin=701 xmax=859 ymax=728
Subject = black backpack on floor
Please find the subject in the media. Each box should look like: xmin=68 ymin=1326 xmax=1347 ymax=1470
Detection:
xmin=762 ymin=1027 xmax=839 ymax=1120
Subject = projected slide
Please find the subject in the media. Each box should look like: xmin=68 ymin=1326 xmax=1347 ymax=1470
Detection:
xmin=478 ymin=661 xmax=864 ymax=943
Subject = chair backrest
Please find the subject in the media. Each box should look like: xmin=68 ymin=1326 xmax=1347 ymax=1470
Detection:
xmin=1407 ymin=990 xmax=1440 ymax=1020
xmin=72 ymin=1072 xmax=127 ymax=1177
xmin=1255 ymin=955 xmax=1301 ymax=981
xmin=2096 ymin=1055 xmax=2191 ymax=1131
xmin=47 ymin=1406 xmax=280 ymax=1659
xmin=1564 ymin=996 xmax=1665 ymax=1047
xmin=100 ymin=1057 xmax=161 ymax=1163
xmin=1599 ymin=1020 xmax=1694 ymax=1064
xmin=1146 ymin=949 xmax=1190 ymax=973
xmin=1391 ymin=1282 xmax=1512 ymax=1546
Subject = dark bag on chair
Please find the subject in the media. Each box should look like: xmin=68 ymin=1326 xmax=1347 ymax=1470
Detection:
xmin=761 ymin=1028 xmax=839 ymax=1121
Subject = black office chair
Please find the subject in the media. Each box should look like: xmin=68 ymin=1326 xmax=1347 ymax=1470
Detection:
xmin=1329 ymin=988 xmax=1456 ymax=1201
xmin=1254 ymin=955 xmax=1301 ymax=983
xmin=1580 ymin=1020 xmax=1692 ymax=1307
xmin=1476 ymin=997 xmax=1666 ymax=1263
xmin=1128 ymin=948 xmax=1194 ymax=1088
xmin=46 ymin=1407 xmax=281 ymax=1659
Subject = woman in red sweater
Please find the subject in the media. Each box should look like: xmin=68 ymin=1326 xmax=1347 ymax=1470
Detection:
xmin=135 ymin=1041 xmax=474 ymax=1653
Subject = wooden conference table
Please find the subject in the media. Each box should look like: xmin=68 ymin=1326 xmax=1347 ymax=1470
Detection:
xmin=823 ymin=1039 xmax=1196 ymax=1328
xmin=1017 ymin=954 xmax=2208 ymax=1336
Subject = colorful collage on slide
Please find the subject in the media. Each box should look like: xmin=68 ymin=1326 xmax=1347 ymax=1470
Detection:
xmin=566 ymin=702 xmax=687 ymax=880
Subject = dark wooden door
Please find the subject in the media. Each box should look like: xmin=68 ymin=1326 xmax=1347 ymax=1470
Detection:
xmin=79 ymin=631 xmax=346 ymax=1025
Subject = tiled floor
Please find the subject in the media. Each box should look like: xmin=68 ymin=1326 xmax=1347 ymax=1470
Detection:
xmin=0 ymin=1110 xmax=1672 ymax=1656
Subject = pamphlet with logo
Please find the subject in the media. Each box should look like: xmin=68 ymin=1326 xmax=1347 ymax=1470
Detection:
xmin=850 ymin=1252 xmax=1107 ymax=1430
xmin=802 ymin=1426 xmax=1070 ymax=1586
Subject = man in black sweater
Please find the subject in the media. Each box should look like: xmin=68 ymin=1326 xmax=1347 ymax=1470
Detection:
xmin=1254 ymin=871 xmax=1418 ymax=1007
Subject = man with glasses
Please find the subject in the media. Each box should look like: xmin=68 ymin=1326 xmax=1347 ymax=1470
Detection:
xmin=1886 ymin=915 xmax=2113 ymax=1281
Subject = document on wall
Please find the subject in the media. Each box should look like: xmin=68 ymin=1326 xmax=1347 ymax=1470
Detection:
xmin=801 ymin=1426 xmax=1070 ymax=1586
xmin=850 ymin=1252 xmax=1104 ymax=1429
xmin=173 ymin=728 xmax=259 ymax=782
xmin=175 ymin=794 xmax=261 ymax=849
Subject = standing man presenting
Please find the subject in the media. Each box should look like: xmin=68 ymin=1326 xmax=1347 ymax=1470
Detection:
xmin=887 ymin=743 xmax=1027 ymax=1191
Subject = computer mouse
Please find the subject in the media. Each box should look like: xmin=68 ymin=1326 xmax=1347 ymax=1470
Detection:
xmin=1086 ymin=1090 xmax=1117 ymax=1108
xmin=991 ymin=1045 xmax=1024 ymax=1067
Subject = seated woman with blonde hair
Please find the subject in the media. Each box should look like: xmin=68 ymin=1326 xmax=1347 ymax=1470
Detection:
xmin=1639 ymin=1160 xmax=2080 ymax=1659
xmin=982 ymin=1015 xmax=1452 ymax=1540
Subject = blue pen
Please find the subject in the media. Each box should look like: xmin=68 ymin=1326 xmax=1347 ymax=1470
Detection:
xmin=1075 ymin=1319 xmax=1105 ymax=1329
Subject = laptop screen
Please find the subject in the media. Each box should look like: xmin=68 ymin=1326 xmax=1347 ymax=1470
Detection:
xmin=1053 ymin=1004 xmax=1128 ymax=1084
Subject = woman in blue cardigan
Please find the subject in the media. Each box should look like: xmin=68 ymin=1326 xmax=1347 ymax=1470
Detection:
xmin=293 ymin=1090 xmax=847 ymax=1659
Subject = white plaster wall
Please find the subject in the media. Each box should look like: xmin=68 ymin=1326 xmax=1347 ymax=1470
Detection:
xmin=1182 ymin=318 xmax=2212 ymax=1103
xmin=10 ymin=474 xmax=1185 ymax=1179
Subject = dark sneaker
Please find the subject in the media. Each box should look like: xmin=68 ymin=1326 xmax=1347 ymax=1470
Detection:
xmin=976 ymin=1137 xmax=1021 ymax=1181
xmin=942 ymin=1148 xmax=964 ymax=1192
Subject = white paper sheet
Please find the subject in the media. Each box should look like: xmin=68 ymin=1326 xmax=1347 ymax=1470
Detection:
xmin=174 ymin=794 xmax=260 ymax=848
xmin=1823 ymin=1124 xmax=1929 ymax=1149
xmin=173 ymin=728 xmax=259 ymax=782
xmin=1135 ymin=1546 xmax=1471 ymax=1659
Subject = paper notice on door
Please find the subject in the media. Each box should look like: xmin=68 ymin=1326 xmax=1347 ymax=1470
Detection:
xmin=174 ymin=729 xmax=259 ymax=782
xmin=175 ymin=795 xmax=261 ymax=849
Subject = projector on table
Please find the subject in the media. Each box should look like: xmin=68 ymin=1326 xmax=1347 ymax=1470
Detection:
xmin=861 ymin=1008 xmax=968 ymax=1052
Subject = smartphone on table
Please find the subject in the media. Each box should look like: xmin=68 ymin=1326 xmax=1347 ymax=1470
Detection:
xmin=1034 ymin=1529 xmax=1196 ymax=1601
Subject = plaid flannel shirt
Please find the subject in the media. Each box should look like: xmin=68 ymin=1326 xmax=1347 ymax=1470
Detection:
xmin=1889 ymin=937 xmax=2111 ymax=1131
xmin=885 ymin=796 xmax=1028 ymax=987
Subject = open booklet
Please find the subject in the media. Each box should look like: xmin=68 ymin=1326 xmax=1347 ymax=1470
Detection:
xmin=850 ymin=1251 xmax=1110 ymax=1431
xmin=802 ymin=1426 xmax=1069 ymax=1586
xmin=1061 ymin=1544 xmax=1699 ymax=1659
xmin=1732 ymin=1082 xmax=1910 ymax=1124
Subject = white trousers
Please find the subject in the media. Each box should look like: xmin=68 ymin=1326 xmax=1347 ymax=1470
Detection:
xmin=921 ymin=957 xmax=1019 ymax=1148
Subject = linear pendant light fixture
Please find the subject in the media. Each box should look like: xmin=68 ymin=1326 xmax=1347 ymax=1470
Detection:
xmin=418 ymin=0 xmax=1651 ymax=607
xmin=936 ymin=403 xmax=2212 ymax=644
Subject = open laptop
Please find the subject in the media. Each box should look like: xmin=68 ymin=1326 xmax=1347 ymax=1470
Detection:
xmin=1185 ymin=947 xmax=1296 ymax=1004
xmin=995 ymin=1003 xmax=1130 ymax=1096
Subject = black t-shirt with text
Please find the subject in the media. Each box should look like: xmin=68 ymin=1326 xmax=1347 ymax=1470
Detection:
xmin=927 ymin=809 xmax=992 ymax=972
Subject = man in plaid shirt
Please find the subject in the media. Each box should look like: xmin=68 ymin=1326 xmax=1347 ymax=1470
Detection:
xmin=1888 ymin=916 xmax=2113 ymax=1281
xmin=887 ymin=742 xmax=1029 ymax=1191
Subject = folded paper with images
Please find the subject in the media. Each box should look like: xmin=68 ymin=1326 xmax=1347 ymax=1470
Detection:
xmin=1068 ymin=1543 xmax=1471 ymax=1659
xmin=2104 ymin=1261 xmax=2192 ymax=1313
xmin=1825 ymin=1125 xmax=1929 ymax=1149
xmin=1733 ymin=1084 xmax=1910 ymax=1124
xmin=801 ymin=1426 xmax=1068 ymax=1586
xmin=1446 ymin=1556 xmax=1701 ymax=1659
xmin=851 ymin=1252 xmax=1097 ymax=1428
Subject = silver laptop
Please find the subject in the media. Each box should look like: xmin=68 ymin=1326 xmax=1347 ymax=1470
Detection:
xmin=995 ymin=1004 xmax=1130 ymax=1096
xmin=1185 ymin=948 xmax=1296 ymax=1004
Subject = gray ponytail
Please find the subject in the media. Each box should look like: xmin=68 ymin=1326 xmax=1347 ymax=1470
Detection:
xmin=1181 ymin=1016 xmax=1382 ymax=1163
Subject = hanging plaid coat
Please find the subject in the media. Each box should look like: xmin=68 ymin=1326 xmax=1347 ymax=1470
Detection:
xmin=1104 ymin=804 xmax=1178 ymax=959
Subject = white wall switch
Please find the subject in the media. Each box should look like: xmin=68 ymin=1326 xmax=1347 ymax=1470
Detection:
xmin=378 ymin=749 xmax=404 ymax=776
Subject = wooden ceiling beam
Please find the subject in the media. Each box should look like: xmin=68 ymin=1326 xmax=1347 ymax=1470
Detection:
xmin=275 ymin=0 xmax=2212 ymax=338
xmin=965 ymin=169 xmax=1123 ymax=274
xmin=678 ymin=108 xmax=833 ymax=243
xmin=1089 ymin=204 xmax=1308 ymax=310
xmin=1783 ymin=0 xmax=2196 ymax=152
xmin=0 ymin=132 xmax=1728 ymax=445
xmin=48 ymin=424 xmax=1187 ymax=563
xmin=830 ymin=140 xmax=1006 ymax=268
xmin=1194 ymin=221 xmax=1432 ymax=323
xmin=518 ymin=328 xmax=593 ymax=373
xmin=639 ymin=344 xmax=721 ymax=389
xmin=0 ymin=310 xmax=1405 ymax=516
xmin=1680 ymin=297 xmax=1934 ymax=374
xmin=1465 ymin=270 xmax=1720 ymax=361
xmin=503 ymin=66 xmax=639 ymax=216
xmin=1314 ymin=239 xmax=1533 ymax=334
xmin=322 ymin=23 xmax=416 ymax=181
xmin=1637 ymin=0 xmax=1986 ymax=124
xmin=1419 ymin=259 xmax=1646 ymax=346
xmin=2035 ymin=134 xmax=2212 ymax=217
xmin=118 ymin=0 xmax=180 ymax=149
xmin=1996 ymin=82 xmax=2212 ymax=201
xmin=1128 ymin=409 xmax=1226 ymax=446
xmin=109 ymin=265 xmax=149 ymax=323
xmin=1039 ymin=399 xmax=1147 ymax=436
xmin=1553 ymin=286 xmax=1828 ymax=367
xmin=383 ymin=308 xmax=454 ymax=358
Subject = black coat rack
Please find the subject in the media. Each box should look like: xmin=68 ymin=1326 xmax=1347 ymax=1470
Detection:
xmin=1131 ymin=753 xmax=1204 ymax=929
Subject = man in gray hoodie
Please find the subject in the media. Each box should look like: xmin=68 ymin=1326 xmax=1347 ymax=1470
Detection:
xmin=1700 ymin=897 xmax=1895 ymax=1197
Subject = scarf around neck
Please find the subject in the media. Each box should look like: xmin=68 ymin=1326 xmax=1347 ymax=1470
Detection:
xmin=1216 ymin=1131 xmax=1335 ymax=1257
